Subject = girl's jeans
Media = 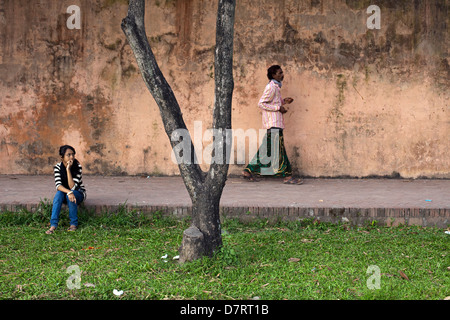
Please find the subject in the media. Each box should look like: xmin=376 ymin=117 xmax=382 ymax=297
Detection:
xmin=50 ymin=190 xmax=84 ymax=228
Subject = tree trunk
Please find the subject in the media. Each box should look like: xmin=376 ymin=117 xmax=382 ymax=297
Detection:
xmin=179 ymin=192 xmax=222 ymax=263
xmin=178 ymin=225 xmax=204 ymax=263
xmin=122 ymin=0 xmax=236 ymax=263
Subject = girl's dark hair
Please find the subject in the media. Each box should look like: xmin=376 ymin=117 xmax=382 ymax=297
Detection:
xmin=267 ymin=65 xmax=281 ymax=80
xmin=59 ymin=145 xmax=79 ymax=173
xmin=59 ymin=145 xmax=76 ymax=158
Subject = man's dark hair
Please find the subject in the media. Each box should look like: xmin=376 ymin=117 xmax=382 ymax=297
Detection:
xmin=267 ymin=65 xmax=281 ymax=80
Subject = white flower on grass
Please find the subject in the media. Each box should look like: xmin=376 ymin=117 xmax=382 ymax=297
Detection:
xmin=113 ymin=289 xmax=124 ymax=296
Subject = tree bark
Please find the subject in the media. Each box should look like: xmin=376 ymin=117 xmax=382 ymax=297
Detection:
xmin=179 ymin=226 xmax=205 ymax=263
xmin=122 ymin=0 xmax=236 ymax=262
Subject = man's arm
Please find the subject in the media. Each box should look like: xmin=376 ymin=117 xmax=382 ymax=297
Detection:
xmin=258 ymin=84 xmax=281 ymax=112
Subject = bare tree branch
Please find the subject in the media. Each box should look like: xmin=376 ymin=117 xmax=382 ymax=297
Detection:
xmin=207 ymin=0 xmax=236 ymax=195
xmin=121 ymin=0 xmax=204 ymax=197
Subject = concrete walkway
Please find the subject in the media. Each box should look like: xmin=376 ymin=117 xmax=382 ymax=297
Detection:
xmin=1 ymin=175 xmax=449 ymax=227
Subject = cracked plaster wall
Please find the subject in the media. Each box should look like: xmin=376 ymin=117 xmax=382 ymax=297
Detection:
xmin=0 ymin=0 xmax=448 ymax=178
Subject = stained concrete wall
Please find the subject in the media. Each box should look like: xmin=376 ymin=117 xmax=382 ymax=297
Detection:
xmin=0 ymin=0 xmax=448 ymax=178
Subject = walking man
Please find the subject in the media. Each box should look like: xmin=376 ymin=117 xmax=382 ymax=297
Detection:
xmin=242 ymin=65 xmax=303 ymax=184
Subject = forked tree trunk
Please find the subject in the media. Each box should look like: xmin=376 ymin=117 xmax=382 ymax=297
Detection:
xmin=121 ymin=0 xmax=236 ymax=262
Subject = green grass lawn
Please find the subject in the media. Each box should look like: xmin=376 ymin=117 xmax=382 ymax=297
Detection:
xmin=0 ymin=203 xmax=448 ymax=300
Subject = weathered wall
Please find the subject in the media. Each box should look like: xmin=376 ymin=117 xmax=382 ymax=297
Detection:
xmin=0 ymin=0 xmax=448 ymax=178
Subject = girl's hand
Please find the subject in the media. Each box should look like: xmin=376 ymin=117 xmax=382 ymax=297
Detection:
xmin=67 ymin=160 xmax=73 ymax=169
xmin=68 ymin=193 xmax=76 ymax=203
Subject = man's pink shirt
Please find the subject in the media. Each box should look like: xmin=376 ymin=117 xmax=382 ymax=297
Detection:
xmin=258 ymin=80 xmax=285 ymax=129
